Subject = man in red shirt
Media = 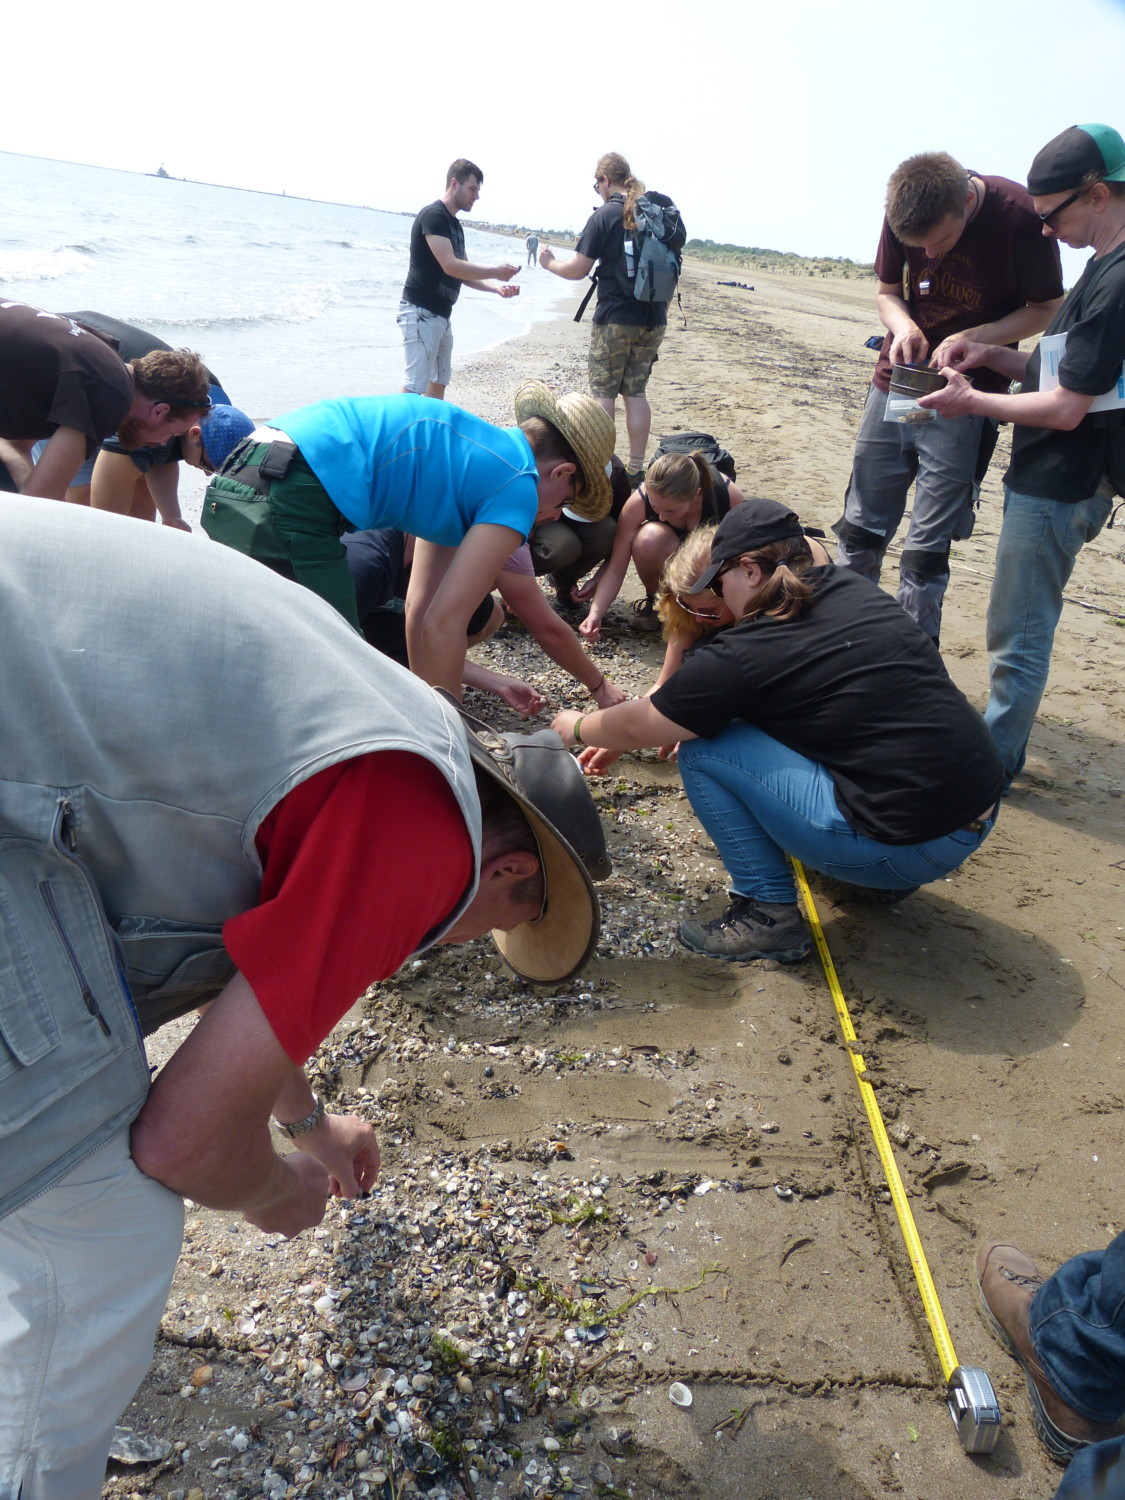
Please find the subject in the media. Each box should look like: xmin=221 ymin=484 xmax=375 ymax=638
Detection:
xmin=833 ymin=152 xmax=1064 ymax=644
xmin=0 ymin=497 xmax=608 ymax=1500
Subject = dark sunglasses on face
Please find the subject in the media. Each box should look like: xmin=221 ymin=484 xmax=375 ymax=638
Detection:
xmin=1037 ymin=188 xmax=1085 ymax=226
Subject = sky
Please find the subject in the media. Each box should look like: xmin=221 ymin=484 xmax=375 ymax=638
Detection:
xmin=5 ymin=0 xmax=1125 ymax=274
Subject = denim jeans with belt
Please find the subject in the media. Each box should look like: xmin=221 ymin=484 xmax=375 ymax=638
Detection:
xmin=677 ymin=724 xmax=995 ymax=904
xmin=984 ymin=482 xmax=1114 ymax=784
xmin=1034 ymin=1232 xmax=1125 ymax=1499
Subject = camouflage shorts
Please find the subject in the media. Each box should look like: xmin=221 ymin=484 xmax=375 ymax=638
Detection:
xmin=588 ymin=322 xmax=665 ymax=398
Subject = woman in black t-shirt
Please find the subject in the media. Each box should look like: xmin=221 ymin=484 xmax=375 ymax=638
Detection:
xmin=552 ymin=499 xmax=1004 ymax=964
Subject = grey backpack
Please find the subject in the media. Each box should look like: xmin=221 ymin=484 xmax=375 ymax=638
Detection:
xmin=631 ymin=193 xmax=684 ymax=303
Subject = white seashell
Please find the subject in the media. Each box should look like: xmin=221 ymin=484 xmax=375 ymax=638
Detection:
xmin=669 ymin=1382 xmax=693 ymax=1407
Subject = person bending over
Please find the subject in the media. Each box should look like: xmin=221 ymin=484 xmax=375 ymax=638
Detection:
xmin=202 ymin=383 xmax=614 ymax=698
xmin=576 ymin=448 xmax=744 ymax=638
xmin=553 ymin=499 xmax=1004 ymax=962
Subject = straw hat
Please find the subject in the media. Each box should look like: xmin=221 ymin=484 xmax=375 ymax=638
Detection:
xmin=451 ymin=700 xmax=611 ymax=983
xmin=513 ymin=380 xmax=615 ymax=520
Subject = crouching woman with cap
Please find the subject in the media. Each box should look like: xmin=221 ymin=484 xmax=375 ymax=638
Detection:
xmin=552 ymin=499 xmax=1005 ymax=962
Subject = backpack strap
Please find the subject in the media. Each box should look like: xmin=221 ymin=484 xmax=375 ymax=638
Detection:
xmin=574 ymin=270 xmax=599 ymax=323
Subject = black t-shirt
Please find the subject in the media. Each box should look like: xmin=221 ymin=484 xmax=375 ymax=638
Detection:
xmin=402 ymin=201 xmax=466 ymax=318
xmin=0 ymin=302 xmax=133 ymax=454
xmin=872 ymin=175 xmax=1063 ymax=396
xmin=1006 ymin=242 xmax=1125 ymax=503
xmin=651 ymin=567 xmax=1004 ymax=845
xmin=576 ymin=194 xmax=667 ymax=328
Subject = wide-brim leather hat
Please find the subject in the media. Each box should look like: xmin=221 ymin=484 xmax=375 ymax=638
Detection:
xmin=451 ymin=701 xmax=611 ymax=982
xmin=513 ymin=380 xmax=615 ymax=521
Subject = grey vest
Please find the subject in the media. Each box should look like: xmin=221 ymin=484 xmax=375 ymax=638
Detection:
xmin=0 ymin=497 xmax=481 ymax=1217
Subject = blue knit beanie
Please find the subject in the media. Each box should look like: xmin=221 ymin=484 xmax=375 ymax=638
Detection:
xmin=200 ymin=405 xmax=255 ymax=469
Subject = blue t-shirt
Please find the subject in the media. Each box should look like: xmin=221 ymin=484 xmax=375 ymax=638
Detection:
xmin=271 ymin=396 xmax=540 ymax=545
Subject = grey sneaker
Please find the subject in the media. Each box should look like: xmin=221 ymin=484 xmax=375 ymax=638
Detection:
xmin=679 ymin=896 xmax=811 ymax=963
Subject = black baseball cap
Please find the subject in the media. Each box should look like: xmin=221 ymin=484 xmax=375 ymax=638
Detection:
xmin=693 ymin=498 xmax=805 ymax=592
xmin=1027 ymin=124 xmax=1125 ymax=196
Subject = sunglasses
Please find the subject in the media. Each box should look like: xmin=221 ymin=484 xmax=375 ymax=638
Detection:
xmin=1037 ymin=188 xmax=1085 ymax=227
xmin=711 ymin=560 xmax=740 ymax=596
xmin=674 ymin=591 xmax=725 ymax=619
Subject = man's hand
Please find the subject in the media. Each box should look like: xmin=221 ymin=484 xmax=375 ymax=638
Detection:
xmin=888 ymin=327 xmax=929 ymax=366
xmin=539 ymin=246 xmax=557 ymax=269
xmin=577 ymin=744 xmax=622 ymax=775
xmin=497 ymin=283 xmax=521 ymax=299
xmin=300 ymin=1113 xmax=381 ymax=1198
xmin=918 ymin=369 xmax=978 ymax=418
xmin=928 ymin=335 xmax=989 ymax=372
xmin=495 ymin=676 xmax=547 ymax=717
xmin=570 ymin=576 xmax=599 ymax=603
xmin=493 ymin=263 xmax=520 ymax=282
xmin=243 ymin=1152 xmax=331 ymax=1237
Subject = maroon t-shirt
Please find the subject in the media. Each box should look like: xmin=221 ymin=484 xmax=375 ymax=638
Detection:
xmin=872 ymin=175 xmax=1063 ymax=395
xmin=0 ymin=302 xmax=133 ymax=454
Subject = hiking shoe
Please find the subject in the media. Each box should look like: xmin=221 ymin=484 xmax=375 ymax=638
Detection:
xmin=679 ymin=896 xmax=811 ymax=963
xmin=629 ymin=595 xmax=660 ymax=632
xmin=976 ymin=1241 xmax=1122 ymax=1463
xmin=626 ymin=468 xmax=645 ymax=491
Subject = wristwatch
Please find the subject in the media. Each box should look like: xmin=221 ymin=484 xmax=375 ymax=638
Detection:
xmin=276 ymin=1093 xmax=326 ymax=1140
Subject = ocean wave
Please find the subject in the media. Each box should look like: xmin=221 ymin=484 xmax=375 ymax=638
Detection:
xmin=0 ymin=246 xmax=94 ymax=282
xmin=145 ymin=287 xmax=345 ymax=328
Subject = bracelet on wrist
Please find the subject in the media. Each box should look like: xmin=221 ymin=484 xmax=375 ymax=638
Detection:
xmin=589 ymin=675 xmax=605 ymax=696
xmin=276 ymin=1093 xmax=326 ymax=1140
xmin=573 ymin=715 xmax=587 ymax=746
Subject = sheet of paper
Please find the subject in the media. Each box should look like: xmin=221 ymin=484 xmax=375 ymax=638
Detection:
xmin=1037 ymin=332 xmax=1125 ymax=412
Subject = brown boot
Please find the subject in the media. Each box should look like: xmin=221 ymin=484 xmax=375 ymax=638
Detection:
xmin=976 ymin=1241 xmax=1123 ymax=1463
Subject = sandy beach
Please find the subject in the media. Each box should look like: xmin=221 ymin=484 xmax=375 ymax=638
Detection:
xmin=111 ymin=260 xmax=1125 ymax=1500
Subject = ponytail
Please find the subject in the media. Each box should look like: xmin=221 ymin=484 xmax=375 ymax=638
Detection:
xmin=595 ymin=152 xmax=646 ymax=229
xmin=734 ymin=537 xmax=816 ymax=623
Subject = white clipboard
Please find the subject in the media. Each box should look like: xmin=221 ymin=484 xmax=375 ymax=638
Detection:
xmin=1038 ymin=332 xmax=1125 ymax=412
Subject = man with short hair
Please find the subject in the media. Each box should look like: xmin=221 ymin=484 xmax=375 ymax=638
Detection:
xmin=833 ymin=152 xmax=1064 ymax=643
xmin=202 ymin=383 xmax=615 ymax=698
xmin=0 ymin=301 xmax=212 ymax=501
xmin=0 ymin=494 xmax=609 ymax=1499
xmin=526 ymin=230 xmax=539 ymax=266
xmin=398 ymin=159 xmax=520 ymax=399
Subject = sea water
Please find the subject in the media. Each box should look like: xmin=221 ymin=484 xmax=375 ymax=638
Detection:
xmin=0 ymin=151 xmax=572 ymax=420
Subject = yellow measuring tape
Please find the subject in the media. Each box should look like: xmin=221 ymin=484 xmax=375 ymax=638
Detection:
xmin=790 ymin=858 xmax=958 ymax=1381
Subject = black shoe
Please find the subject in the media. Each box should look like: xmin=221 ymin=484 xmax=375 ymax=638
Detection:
xmin=679 ymin=896 xmax=811 ymax=963
xmin=629 ymin=595 xmax=660 ymax=632
xmin=626 ymin=468 xmax=645 ymax=492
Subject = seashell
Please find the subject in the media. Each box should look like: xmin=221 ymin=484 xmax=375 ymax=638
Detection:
xmin=774 ymin=1184 xmax=794 ymax=1200
xmin=190 ymin=1364 xmax=213 ymax=1388
xmin=669 ymin=1382 xmax=693 ymax=1407
xmin=579 ymin=1386 xmax=602 ymax=1409
xmin=235 ymin=1316 xmax=257 ymax=1335
xmin=582 ymin=1324 xmax=608 ymax=1343
xmin=108 ymin=1428 xmax=172 ymax=1465
xmin=694 ymin=1180 xmax=714 ymax=1195
xmin=338 ymin=1372 xmax=369 ymax=1393
xmin=542 ymin=1437 xmax=560 ymax=1452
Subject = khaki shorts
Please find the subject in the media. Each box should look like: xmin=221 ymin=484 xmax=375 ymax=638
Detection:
xmin=588 ymin=322 xmax=665 ymax=398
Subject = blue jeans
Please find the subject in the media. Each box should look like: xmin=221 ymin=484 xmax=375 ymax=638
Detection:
xmin=1034 ymin=1232 xmax=1125 ymax=1499
xmin=985 ymin=483 xmax=1114 ymax=784
xmin=677 ymin=725 xmax=995 ymax=904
